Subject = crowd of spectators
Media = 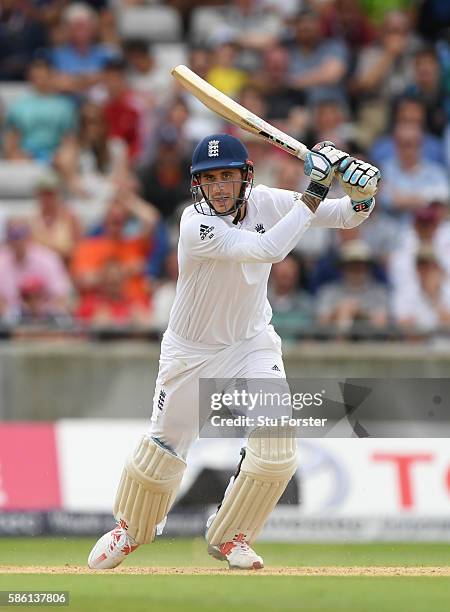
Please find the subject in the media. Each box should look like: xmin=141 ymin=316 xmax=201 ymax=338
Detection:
xmin=1 ymin=0 xmax=450 ymax=340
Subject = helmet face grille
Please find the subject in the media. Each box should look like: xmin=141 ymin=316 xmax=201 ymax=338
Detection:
xmin=191 ymin=162 xmax=254 ymax=217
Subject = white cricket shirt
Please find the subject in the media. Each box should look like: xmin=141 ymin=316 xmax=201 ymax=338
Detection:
xmin=168 ymin=185 xmax=373 ymax=345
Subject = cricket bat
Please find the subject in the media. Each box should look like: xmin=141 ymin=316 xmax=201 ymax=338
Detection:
xmin=171 ymin=64 xmax=309 ymax=161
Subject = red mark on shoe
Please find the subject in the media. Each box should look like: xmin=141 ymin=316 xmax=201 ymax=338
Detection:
xmin=219 ymin=541 xmax=235 ymax=556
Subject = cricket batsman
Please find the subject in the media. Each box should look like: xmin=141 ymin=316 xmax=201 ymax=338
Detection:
xmin=88 ymin=134 xmax=380 ymax=570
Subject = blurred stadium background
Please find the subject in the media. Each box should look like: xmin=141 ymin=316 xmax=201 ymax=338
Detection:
xmin=1 ymin=0 xmax=450 ymax=559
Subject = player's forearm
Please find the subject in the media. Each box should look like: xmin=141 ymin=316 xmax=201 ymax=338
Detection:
xmin=231 ymin=199 xmax=315 ymax=263
xmin=310 ymin=195 xmax=374 ymax=229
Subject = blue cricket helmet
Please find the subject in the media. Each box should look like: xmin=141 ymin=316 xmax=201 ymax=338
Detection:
xmin=190 ymin=134 xmax=254 ymax=216
xmin=191 ymin=133 xmax=249 ymax=173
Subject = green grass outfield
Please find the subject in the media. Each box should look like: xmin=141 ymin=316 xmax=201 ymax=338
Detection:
xmin=0 ymin=538 xmax=449 ymax=612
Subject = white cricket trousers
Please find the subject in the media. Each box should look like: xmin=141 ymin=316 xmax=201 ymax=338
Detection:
xmin=148 ymin=325 xmax=288 ymax=459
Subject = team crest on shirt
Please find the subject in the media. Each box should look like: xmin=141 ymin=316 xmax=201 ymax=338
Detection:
xmin=200 ymin=224 xmax=215 ymax=240
xmin=255 ymin=223 xmax=265 ymax=234
xmin=208 ymin=140 xmax=220 ymax=157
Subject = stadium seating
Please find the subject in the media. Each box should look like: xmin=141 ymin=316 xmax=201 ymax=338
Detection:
xmin=153 ymin=42 xmax=188 ymax=75
xmin=0 ymin=82 xmax=31 ymax=113
xmin=118 ymin=5 xmax=183 ymax=42
xmin=189 ymin=6 xmax=226 ymax=43
xmin=0 ymin=161 xmax=44 ymax=199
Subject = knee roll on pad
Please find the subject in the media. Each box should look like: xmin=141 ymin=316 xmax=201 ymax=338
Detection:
xmin=113 ymin=435 xmax=186 ymax=544
xmin=206 ymin=426 xmax=298 ymax=546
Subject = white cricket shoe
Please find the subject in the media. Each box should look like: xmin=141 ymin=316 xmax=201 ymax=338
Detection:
xmin=88 ymin=520 xmax=139 ymax=569
xmin=208 ymin=533 xmax=264 ymax=570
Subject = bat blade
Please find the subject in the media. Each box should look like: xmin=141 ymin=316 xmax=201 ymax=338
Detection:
xmin=171 ymin=64 xmax=309 ymax=161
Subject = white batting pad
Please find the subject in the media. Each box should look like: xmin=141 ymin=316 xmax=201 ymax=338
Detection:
xmin=114 ymin=435 xmax=186 ymax=544
xmin=206 ymin=426 xmax=297 ymax=546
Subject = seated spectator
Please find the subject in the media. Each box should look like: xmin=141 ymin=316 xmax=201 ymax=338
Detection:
xmin=101 ymin=57 xmax=145 ymax=162
xmin=307 ymin=226 xmax=362 ymax=292
xmin=70 ymin=186 xmax=159 ymax=303
xmin=241 ymin=134 xmax=280 ymax=187
xmin=151 ymin=97 xmax=194 ymax=158
xmin=358 ymin=204 xmax=401 ymax=265
xmin=75 ymin=258 xmax=151 ymax=326
xmin=360 ymin=0 xmax=416 ymax=24
xmin=317 ymin=240 xmax=389 ymax=332
xmin=87 ymin=0 xmax=119 ymax=47
xmin=51 ymin=3 xmax=117 ymax=95
xmin=379 ymin=123 xmax=450 ymax=217
xmin=18 ymin=276 xmax=72 ymax=326
xmin=0 ymin=218 xmax=72 ymax=321
xmin=137 ymin=139 xmax=191 ymax=219
xmin=268 ymin=255 xmax=313 ymax=340
xmin=392 ymin=246 xmax=450 ymax=333
xmin=123 ymin=39 xmax=170 ymax=107
xmin=207 ymin=40 xmax=248 ymax=98
xmin=434 ymin=202 xmax=450 ymax=279
xmin=55 ymin=101 xmax=129 ymax=197
xmin=304 ymin=97 xmax=356 ymax=152
xmin=287 ymin=9 xmax=349 ymax=106
xmin=320 ymin=0 xmax=376 ymax=53
xmin=308 ymin=225 xmax=388 ymax=292
xmin=403 ymin=47 xmax=447 ymax=136
xmin=31 ymin=170 xmax=82 ymax=263
xmin=144 ymin=219 xmax=171 ymax=282
xmin=370 ymin=96 xmax=444 ymax=167
xmin=442 ymin=124 xmax=450 ymax=170
xmin=3 ymin=57 xmax=77 ymax=163
xmin=388 ymin=204 xmax=450 ymax=294
xmin=87 ymin=175 xmax=168 ymax=280
xmin=351 ymin=10 xmax=420 ymax=146
xmin=417 ymin=0 xmax=450 ymax=41
xmin=251 ymin=43 xmax=306 ymax=126
xmin=151 ymin=247 xmax=179 ymax=333
xmin=436 ymin=28 xmax=450 ymax=114
xmin=0 ymin=0 xmax=48 ymax=80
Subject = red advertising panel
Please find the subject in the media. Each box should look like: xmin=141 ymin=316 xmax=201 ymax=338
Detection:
xmin=0 ymin=423 xmax=61 ymax=510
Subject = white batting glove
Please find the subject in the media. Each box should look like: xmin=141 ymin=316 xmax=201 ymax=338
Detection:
xmin=338 ymin=157 xmax=381 ymax=212
xmin=304 ymin=141 xmax=349 ymax=201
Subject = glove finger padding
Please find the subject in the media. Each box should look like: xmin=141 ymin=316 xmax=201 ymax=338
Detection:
xmin=312 ymin=140 xmax=336 ymax=151
xmin=305 ymin=145 xmax=349 ymax=187
xmin=338 ymin=157 xmax=381 ymax=202
xmin=304 ymin=142 xmax=349 ymax=203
